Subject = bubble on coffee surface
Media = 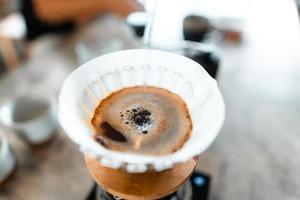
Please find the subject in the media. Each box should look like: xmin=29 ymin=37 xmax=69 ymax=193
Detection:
xmin=120 ymin=106 xmax=153 ymax=134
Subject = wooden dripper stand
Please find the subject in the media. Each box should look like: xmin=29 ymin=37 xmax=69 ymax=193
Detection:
xmin=85 ymin=156 xmax=198 ymax=200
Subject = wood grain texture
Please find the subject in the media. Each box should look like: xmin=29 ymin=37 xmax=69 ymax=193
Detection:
xmin=85 ymin=156 xmax=197 ymax=200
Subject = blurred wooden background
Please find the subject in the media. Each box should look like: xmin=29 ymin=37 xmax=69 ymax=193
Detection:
xmin=0 ymin=0 xmax=300 ymax=199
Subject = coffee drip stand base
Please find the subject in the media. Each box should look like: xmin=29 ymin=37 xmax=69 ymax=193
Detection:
xmin=86 ymin=171 xmax=210 ymax=200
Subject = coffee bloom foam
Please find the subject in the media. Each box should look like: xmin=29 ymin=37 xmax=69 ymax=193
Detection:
xmin=58 ymin=49 xmax=225 ymax=173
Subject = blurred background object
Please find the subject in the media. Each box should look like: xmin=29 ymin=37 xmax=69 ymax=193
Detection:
xmin=21 ymin=0 xmax=143 ymax=40
xmin=0 ymin=131 xmax=16 ymax=186
xmin=0 ymin=93 xmax=57 ymax=145
xmin=296 ymin=0 xmax=300 ymax=21
xmin=0 ymin=0 xmax=299 ymax=199
xmin=74 ymin=14 xmax=139 ymax=64
xmin=0 ymin=38 xmax=27 ymax=75
xmin=127 ymin=12 xmax=149 ymax=38
xmin=181 ymin=42 xmax=221 ymax=79
xmin=183 ymin=15 xmax=213 ymax=42
xmin=0 ymin=12 xmax=27 ymax=76
xmin=0 ymin=0 xmax=19 ymax=18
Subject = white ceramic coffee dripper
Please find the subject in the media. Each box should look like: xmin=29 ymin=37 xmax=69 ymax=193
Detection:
xmin=58 ymin=49 xmax=225 ymax=173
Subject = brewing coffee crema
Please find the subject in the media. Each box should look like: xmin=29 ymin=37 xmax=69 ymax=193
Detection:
xmin=91 ymin=86 xmax=192 ymax=155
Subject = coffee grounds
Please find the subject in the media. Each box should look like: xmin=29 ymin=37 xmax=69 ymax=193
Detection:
xmin=120 ymin=108 xmax=152 ymax=134
xmin=131 ymin=109 xmax=151 ymax=127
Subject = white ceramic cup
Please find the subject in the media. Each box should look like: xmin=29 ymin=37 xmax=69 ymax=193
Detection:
xmin=0 ymin=131 xmax=16 ymax=183
xmin=0 ymin=95 xmax=57 ymax=145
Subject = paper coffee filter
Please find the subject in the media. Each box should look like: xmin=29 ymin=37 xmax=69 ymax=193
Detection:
xmin=58 ymin=49 xmax=225 ymax=173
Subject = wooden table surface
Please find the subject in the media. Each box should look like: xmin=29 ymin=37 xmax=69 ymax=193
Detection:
xmin=0 ymin=15 xmax=138 ymax=200
xmin=195 ymin=1 xmax=300 ymax=200
xmin=0 ymin=0 xmax=300 ymax=199
xmin=0 ymin=35 xmax=94 ymax=200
